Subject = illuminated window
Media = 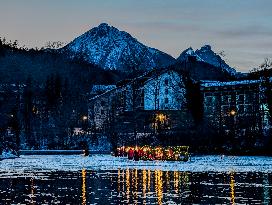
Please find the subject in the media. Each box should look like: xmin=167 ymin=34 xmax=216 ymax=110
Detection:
xmin=153 ymin=113 xmax=171 ymax=130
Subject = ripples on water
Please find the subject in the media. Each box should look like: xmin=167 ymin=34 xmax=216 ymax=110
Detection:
xmin=0 ymin=169 xmax=271 ymax=204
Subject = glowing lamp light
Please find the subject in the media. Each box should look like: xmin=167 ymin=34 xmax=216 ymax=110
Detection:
xmin=230 ymin=110 xmax=236 ymax=116
xmin=82 ymin=116 xmax=88 ymax=120
xmin=157 ymin=113 xmax=166 ymax=123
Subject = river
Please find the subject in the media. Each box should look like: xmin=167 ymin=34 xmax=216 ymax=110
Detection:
xmin=0 ymin=155 xmax=271 ymax=204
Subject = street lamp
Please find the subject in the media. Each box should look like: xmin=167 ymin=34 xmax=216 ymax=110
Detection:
xmin=82 ymin=115 xmax=88 ymax=133
xmin=230 ymin=110 xmax=236 ymax=116
xmin=229 ymin=109 xmax=237 ymax=141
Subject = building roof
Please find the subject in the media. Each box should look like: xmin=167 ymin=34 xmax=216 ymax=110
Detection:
xmin=89 ymin=67 xmax=181 ymax=101
xmin=201 ymin=80 xmax=261 ymax=87
xmin=91 ymin=85 xmax=116 ymax=93
xmin=89 ymin=86 xmax=118 ymax=101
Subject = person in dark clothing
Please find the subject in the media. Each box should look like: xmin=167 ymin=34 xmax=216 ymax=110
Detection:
xmin=114 ymin=148 xmax=119 ymax=157
xmin=128 ymin=148 xmax=134 ymax=160
xmin=84 ymin=148 xmax=89 ymax=156
xmin=134 ymin=149 xmax=139 ymax=161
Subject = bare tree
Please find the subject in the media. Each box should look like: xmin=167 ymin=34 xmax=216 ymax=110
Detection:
xmin=251 ymin=58 xmax=272 ymax=123
xmin=44 ymin=41 xmax=65 ymax=49
xmin=249 ymin=58 xmax=272 ymax=150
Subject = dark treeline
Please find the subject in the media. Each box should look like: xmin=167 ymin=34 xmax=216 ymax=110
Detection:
xmin=0 ymin=38 xmax=126 ymax=150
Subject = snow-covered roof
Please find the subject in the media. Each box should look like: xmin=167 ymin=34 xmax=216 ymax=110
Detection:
xmin=91 ymin=85 xmax=116 ymax=93
xmin=0 ymin=84 xmax=25 ymax=93
xmin=89 ymin=86 xmax=119 ymax=101
xmin=201 ymin=80 xmax=261 ymax=87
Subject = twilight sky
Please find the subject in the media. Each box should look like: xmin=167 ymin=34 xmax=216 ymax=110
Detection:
xmin=1 ymin=0 xmax=272 ymax=72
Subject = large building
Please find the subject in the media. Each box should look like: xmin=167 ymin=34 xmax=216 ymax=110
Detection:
xmin=201 ymin=80 xmax=270 ymax=138
xmin=88 ymin=68 xmax=271 ymax=146
xmin=88 ymin=69 xmax=187 ymax=134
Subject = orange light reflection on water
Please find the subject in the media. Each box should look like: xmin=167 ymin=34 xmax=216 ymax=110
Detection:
xmin=125 ymin=168 xmax=130 ymax=202
xmin=142 ymin=169 xmax=147 ymax=205
xmin=230 ymin=172 xmax=235 ymax=205
xmin=30 ymin=178 xmax=35 ymax=205
xmin=132 ymin=169 xmax=138 ymax=204
xmin=174 ymin=171 xmax=179 ymax=194
xmin=155 ymin=170 xmax=163 ymax=205
xmin=82 ymin=169 xmax=86 ymax=205
xmin=119 ymin=169 xmax=191 ymax=204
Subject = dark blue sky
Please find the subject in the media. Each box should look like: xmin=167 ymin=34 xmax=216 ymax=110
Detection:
xmin=1 ymin=0 xmax=271 ymax=71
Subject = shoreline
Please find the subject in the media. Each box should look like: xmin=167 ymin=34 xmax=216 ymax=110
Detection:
xmin=18 ymin=150 xmax=111 ymax=155
xmin=16 ymin=150 xmax=272 ymax=157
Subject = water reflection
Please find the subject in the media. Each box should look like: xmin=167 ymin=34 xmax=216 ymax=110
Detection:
xmin=263 ymin=173 xmax=270 ymax=205
xmin=0 ymin=169 xmax=271 ymax=204
xmin=155 ymin=170 xmax=163 ymax=205
xmin=142 ymin=169 xmax=147 ymax=204
xmin=82 ymin=169 xmax=86 ymax=205
xmin=174 ymin=171 xmax=179 ymax=194
xmin=125 ymin=168 xmax=130 ymax=202
xmin=132 ymin=169 xmax=138 ymax=203
xmin=229 ymin=172 xmax=235 ymax=205
xmin=147 ymin=169 xmax=151 ymax=193
xmin=30 ymin=177 xmax=35 ymax=205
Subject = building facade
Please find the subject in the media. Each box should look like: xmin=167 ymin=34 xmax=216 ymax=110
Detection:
xmin=201 ymin=80 xmax=270 ymax=138
xmin=88 ymin=69 xmax=187 ymax=132
xmin=88 ymin=68 xmax=271 ymax=147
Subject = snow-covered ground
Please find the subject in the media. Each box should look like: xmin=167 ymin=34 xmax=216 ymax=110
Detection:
xmin=1 ymin=155 xmax=272 ymax=174
xmin=0 ymin=151 xmax=19 ymax=160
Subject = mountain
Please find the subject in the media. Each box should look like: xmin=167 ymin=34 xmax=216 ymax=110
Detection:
xmin=177 ymin=47 xmax=203 ymax=62
xmin=177 ymin=45 xmax=236 ymax=75
xmin=60 ymin=23 xmax=175 ymax=72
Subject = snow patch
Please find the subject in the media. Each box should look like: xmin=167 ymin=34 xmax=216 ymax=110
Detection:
xmin=1 ymin=155 xmax=272 ymax=173
xmin=178 ymin=45 xmax=236 ymax=75
xmin=201 ymin=79 xmax=261 ymax=87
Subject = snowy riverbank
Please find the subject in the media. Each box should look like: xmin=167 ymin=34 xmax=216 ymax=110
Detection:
xmin=0 ymin=151 xmax=18 ymax=161
xmin=1 ymin=155 xmax=272 ymax=173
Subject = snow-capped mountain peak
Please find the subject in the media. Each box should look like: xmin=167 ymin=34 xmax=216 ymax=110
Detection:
xmin=60 ymin=23 xmax=175 ymax=71
xmin=177 ymin=47 xmax=203 ymax=62
xmin=177 ymin=45 xmax=236 ymax=75
xmin=185 ymin=47 xmax=194 ymax=55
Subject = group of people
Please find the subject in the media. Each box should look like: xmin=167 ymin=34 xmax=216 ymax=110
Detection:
xmin=115 ymin=147 xmax=142 ymax=161
xmin=114 ymin=146 xmax=189 ymax=162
